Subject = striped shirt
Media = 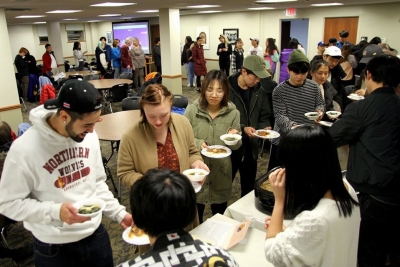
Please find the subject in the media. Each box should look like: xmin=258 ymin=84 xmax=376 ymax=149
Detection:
xmin=272 ymin=79 xmax=325 ymax=145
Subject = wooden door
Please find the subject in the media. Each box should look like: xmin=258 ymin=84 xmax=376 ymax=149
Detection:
xmin=324 ymin=17 xmax=359 ymax=45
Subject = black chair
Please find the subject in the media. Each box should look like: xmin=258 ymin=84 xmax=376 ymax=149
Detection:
xmin=68 ymin=75 xmax=83 ymax=80
xmin=82 ymin=74 xmax=100 ymax=81
xmin=119 ymin=72 xmax=133 ymax=79
xmin=172 ymin=94 xmax=188 ymax=108
xmin=121 ymin=96 xmax=141 ymax=111
xmin=106 ymin=83 xmax=129 ymax=113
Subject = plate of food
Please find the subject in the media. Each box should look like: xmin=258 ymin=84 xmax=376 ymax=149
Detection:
xmin=347 ymin=93 xmax=364 ymax=101
xmin=122 ymin=226 xmax=150 ymax=245
xmin=253 ymin=130 xmax=280 ymax=139
xmin=326 ymin=111 xmax=341 ymax=119
xmin=192 ymin=181 xmax=202 ymax=193
xmin=183 ymin=169 xmax=209 ymax=182
xmin=220 ymin=134 xmax=242 ymax=146
xmin=304 ymin=112 xmax=320 ymax=121
xmin=201 ymin=145 xmax=232 ymax=158
xmin=72 ymin=198 xmax=106 ymax=218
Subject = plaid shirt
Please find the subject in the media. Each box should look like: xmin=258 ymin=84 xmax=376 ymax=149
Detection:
xmin=231 ymin=48 xmax=244 ymax=74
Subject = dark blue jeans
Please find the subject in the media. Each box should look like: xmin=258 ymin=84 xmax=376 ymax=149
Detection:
xmin=33 ymin=224 xmax=114 ymax=267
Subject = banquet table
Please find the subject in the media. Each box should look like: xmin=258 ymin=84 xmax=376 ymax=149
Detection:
xmin=88 ymin=79 xmax=133 ymax=90
xmin=65 ymin=70 xmax=100 ymax=78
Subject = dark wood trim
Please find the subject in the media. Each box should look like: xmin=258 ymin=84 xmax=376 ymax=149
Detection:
xmin=0 ymin=104 xmax=22 ymax=112
xmin=205 ymin=58 xmax=219 ymax=61
xmin=161 ymin=74 xmax=183 ymax=79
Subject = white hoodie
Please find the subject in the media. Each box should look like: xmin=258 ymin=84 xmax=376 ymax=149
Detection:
xmin=0 ymin=106 xmax=127 ymax=244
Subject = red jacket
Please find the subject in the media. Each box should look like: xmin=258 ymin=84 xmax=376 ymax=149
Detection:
xmin=42 ymin=52 xmax=56 ymax=73
xmin=120 ymin=45 xmax=132 ymax=68
xmin=40 ymin=84 xmax=56 ymax=105
xmin=192 ymin=44 xmax=207 ymax=76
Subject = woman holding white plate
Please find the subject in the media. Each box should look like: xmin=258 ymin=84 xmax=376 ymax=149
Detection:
xmin=184 ymin=70 xmax=242 ymax=223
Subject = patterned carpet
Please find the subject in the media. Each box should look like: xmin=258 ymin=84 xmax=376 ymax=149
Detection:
xmin=0 ymin=82 xmax=270 ymax=266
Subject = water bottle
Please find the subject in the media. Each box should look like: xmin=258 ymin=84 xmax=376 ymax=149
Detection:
xmin=89 ymin=65 xmax=93 ymax=74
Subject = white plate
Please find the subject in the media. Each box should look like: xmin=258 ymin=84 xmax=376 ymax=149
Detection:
xmin=122 ymin=226 xmax=150 ymax=245
xmin=318 ymin=121 xmax=333 ymax=127
xmin=72 ymin=198 xmax=106 ymax=218
xmin=347 ymin=94 xmax=364 ymax=101
xmin=253 ymin=130 xmax=280 ymax=139
xmin=192 ymin=182 xmax=202 ymax=193
xmin=201 ymin=145 xmax=232 ymax=158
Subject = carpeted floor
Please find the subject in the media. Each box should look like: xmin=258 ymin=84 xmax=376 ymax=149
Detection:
xmin=0 ymin=81 xmax=270 ymax=266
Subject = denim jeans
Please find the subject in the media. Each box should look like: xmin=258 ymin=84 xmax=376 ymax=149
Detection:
xmin=113 ymin=67 xmax=121 ymax=79
xmin=187 ymin=62 xmax=195 ymax=86
xmin=33 ymin=224 xmax=113 ymax=267
xmin=121 ymin=67 xmax=132 ymax=74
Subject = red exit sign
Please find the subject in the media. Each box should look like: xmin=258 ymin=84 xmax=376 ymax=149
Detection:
xmin=286 ymin=8 xmax=297 ymax=16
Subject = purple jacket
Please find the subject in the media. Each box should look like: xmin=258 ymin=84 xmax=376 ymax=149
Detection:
xmin=279 ymin=48 xmax=294 ymax=84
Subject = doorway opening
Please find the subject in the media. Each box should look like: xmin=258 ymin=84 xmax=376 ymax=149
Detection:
xmin=280 ymin=18 xmax=309 ymax=54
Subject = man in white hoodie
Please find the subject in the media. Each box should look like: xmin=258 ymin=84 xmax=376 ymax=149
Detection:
xmin=0 ymin=79 xmax=132 ymax=267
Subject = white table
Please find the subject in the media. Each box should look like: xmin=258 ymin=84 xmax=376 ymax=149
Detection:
xmin=224 ymin=190 xmax=292 ymax=231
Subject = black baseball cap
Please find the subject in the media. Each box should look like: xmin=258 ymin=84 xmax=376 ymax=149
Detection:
xmin=44 ymin=79 xmax=103 ymax=114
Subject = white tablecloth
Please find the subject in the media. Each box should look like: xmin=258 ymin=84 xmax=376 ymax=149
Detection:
xmin=224 ymin=190 xmax=292 ymax=231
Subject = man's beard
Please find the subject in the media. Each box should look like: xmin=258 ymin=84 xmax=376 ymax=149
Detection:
xmin=65 ymin=121 xmax=84 ymax=143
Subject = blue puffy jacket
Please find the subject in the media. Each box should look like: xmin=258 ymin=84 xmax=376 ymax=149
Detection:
xmin=111 ymin=47 xmax=121 ymax=68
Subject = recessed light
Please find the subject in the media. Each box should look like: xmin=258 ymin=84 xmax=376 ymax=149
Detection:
xmin=187 ymin=5 xmax=221 ymax=8
xmin=46 ymin=10 xmax=82 ymax=14
xmin=16 ymin=15 xmax=45 ymax=18
xmin=137 ymin=10 xmax=158 ymax=13
xmin=91 ymin=2 xmax=136 ymax=7
xmin=63 ymin=19 xmax=78 ymax=20
xmin=198 ymin=10 xmax=222 ymax=13
xmin=311 ymin=3 xmax=343 ymax=6
xmin=99 ymin=14 xmax=121 ymax=17
xmin=88 ymin=20 xmax=101 ymax=22
xmin=33 ymin=22 xmax=46 ymax=24
xmin=248 ymin=7 xmax=275 ymax=10
xmin=256 ymin=0 xmax=297 ymax=2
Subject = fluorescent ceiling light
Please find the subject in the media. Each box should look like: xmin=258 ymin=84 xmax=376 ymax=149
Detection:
xmin=63 ymin=19 xmax=78 ymax=20
xmin=248 ymin=7 xmax=275 ymax=10
xmin=33 ymin=22 xmax=46 ymax=24
xmin=91 ymin=2 xmax=136 ymax=7
xmin=46 ymin=10 xmax=82 ymax=14
xmin=99 ymin=14 xmax=121 ymax=17
xmin=198 ymin=10 xmax=222 ymax=13
xmin=88 ymin=20 xmax=101 ymax=22
xmin=16 ymin=15 xmax=45 ymax=18
xmin=311 ymin=3 xmax=343 ymax=6
xmin=256 ymin=0 xmax=296 ymax=2
xmin=137 ymin=10 xmax=158 ymax=13
xmin=187 ymin=5 xmax=220 ymax=8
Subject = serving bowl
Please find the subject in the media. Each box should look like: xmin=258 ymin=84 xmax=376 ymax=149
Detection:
xmin=220 ymin=134 xmax=242 ymax=145
xmin=183 ymin=169 xmax=209 ymax=182
xmin=72 ymin=198 xmax=106 ymax=218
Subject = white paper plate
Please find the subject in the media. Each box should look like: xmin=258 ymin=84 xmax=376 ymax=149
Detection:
xmin=201 ymin=145 xmax=232 ymax=158
xmin=253 ymin=130 xmax=280 ymax=139
xmin=192 ymin=182 xmax=202 ymax=193
xmin=122 ymin=226 xmax=150 ymax=245
xmin=347 ymin=94 xmax=364 ymax=101
xmin=318 ymin=121 xmax=333 ymax=127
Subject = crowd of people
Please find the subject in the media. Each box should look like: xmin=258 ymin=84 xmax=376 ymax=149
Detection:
xmin=4 ymin=29 xmax=400 ymax=267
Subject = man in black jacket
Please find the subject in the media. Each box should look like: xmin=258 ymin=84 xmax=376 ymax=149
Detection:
xmin=329 ymin=55 xmax=400 ymax=267
xmin=228 ymin=55 xmax=271 ymax=197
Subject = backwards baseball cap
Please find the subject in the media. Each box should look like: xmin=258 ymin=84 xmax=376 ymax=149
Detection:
xmin=44 ymin=79 xmax=103 ymax=114
xmin=360 ymin=44 xmax=383 ymax=64
xmin=323 ymin=46 xmax=343 ymax=57
xmin=243 ymin=55 xmax=270 ymax=78
xmin=250 ymin=37 xmax=259 ymax=42
xmin=317 ymin=41 xmax=326 ymax=47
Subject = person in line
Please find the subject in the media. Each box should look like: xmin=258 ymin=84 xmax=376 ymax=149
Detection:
xmin=99 ymin=37 xmax=112 ymax=69
xmin=248 ymin=37 xmax=263 ymax=57
xmin=264 ymin=125 xmax=360 ymax=267
xmin=228 ymin=55 xmax=272 ymax=197
xmin=130 ymin=37 xmax=147 ymax=90
xmin=310 ymin=60 xmax=341 ymax=113
xmin=336 ymin=30 xmax=353 ymax=49
xmin=217 ymin=34 xmax=232 ymax=77
xmin=340 ymin=44 xmax=358 ymax=87
xmin=329 ymin=55 xmax=400 ymax=267
xmin=316 ymin=41 xmax=326 ymax=55
xmin=14 ymin=47 xmax=29 ymax=101
xmin=42 ymin=43 xmax=59 ymax=76
xmin=181 ymin=36 xmax=194 ymax=87
xmin=231 ymin=38 xmax=244 ymax=74
xmin=278 ymin=38 xmax=299 ymax=84
xmin=328 ymin=37 xmax=337 ymax=47
xmin=0 ymin=80 xmax=132 ymax=266
xmin=153 ymin=37 xmax=162 ymax=74
xmin=264 ymin=38 xmax=280 ymax=78
xmin=192 ymin=37 xmax=207 ymax=93
xmin=184 ymin=70 xmax=242 ymax=223
xmin=72 ymin=42 xmax=87 ymax=69
xmin=111 ymin=39 xmax=121 ymax=78
xmin=117 ymin=84 xmax=209 ymax=254
xmin=95 ymin=41 xmax=108 ymax=76
xmin=120 ymin=37 xmax=132 ymax=74
xmin=269 ymin=50 xmax=325 ymax=171
xmin=118 ymin=168 xmax=239 ymax=267
xmin=25 ymin=49 xmax=39 ymax=76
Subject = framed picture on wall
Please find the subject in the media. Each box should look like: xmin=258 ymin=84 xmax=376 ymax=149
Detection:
xmin=196 ymin=26 xmax=210 ymax=50
xmin=223 ymin=29 xmax=239 ymax=45
xmin=106 ymin=31 xmax=112 ymax=44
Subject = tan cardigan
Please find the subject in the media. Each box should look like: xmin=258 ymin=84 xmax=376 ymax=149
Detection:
xmin=117 ymin=113 xmax=203 ymax=188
